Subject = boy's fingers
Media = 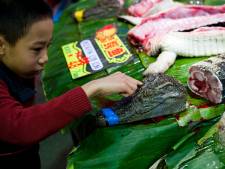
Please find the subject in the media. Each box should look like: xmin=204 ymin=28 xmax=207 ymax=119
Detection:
xmin=126 ymin=81 xmax=138 ymax=91
xmin=137 ymin=80 xmax=143 ymax=85
xmin=115 ymin=71 xmax=143 ymax=86
xmin=120 ymin=82 xmax=138 ymax=97
xmin=125 ymin=75 xmax=143 ymax=86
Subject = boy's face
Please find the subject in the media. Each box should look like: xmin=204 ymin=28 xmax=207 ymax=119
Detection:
xmin=0 ymin=18 xmax=53 ymax=79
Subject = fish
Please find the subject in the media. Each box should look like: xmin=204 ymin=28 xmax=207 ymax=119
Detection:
xmin=188 ymin=54 xmax=225 ymax=104
xmin=144 ymin=26 xmax=225 ymax=74
xmin=96 ymin=73 xmax=187 ymax=126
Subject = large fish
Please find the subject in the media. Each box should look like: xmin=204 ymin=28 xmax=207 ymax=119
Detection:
xmin=188 ymin=54 xmax=225 ymax=104
xmin=96 ymin=73 xmax=187 ymax=126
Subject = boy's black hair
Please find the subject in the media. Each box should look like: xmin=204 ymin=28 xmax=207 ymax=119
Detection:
xmin=0 ymin=0 xmax=53 ymax=46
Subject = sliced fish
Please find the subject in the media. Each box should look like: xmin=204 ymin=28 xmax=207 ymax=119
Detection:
xmin=188 ymin=54 xmax=225 ymax=104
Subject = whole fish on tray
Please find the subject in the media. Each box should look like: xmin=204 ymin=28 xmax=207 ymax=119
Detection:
xmin=188 ymin=54 xmax=225 ymax=104
xmin=96 ymin=73 xmax=187 ymax=126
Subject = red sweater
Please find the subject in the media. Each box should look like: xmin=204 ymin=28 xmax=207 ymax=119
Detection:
xmin=0 ymin=80 xmax=92 ymax=146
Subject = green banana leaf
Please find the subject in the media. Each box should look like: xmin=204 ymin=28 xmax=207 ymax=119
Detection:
xmin=67 ymin=118 xmax=190 ymax=169
xmin=165 ymin=118 xmax=225 ymax=169
xmin=41 ymin=0 xmax=225 ymax=168
xmin=204 ymin=0 xmax=225 ymax=5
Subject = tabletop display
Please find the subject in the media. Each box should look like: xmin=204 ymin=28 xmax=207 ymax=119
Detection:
xmin=42 ymin=0 xmax=225 ymax=168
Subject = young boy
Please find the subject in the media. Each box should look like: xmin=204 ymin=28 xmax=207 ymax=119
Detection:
xmin=0 ymin=0 xmax=142 ymax=168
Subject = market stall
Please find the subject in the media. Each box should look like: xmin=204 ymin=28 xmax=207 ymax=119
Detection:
xmin=42 ymin=0 xmax=225 ymax=168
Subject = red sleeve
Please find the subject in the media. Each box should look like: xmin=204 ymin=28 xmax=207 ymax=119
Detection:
xmin=0 ymin=80 xmax=92 ymax=145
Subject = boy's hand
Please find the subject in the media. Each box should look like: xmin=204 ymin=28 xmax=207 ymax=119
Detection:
xmin=81 ymin=72 xmax=143 ymax=97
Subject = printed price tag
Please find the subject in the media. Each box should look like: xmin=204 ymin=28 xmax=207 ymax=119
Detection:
xmin=95 ymin=25 xmax=132 ymax=64
xmin=62 ymin=24 xmax=134 ymax=79
xmin=80 ymin=40 xmax=103 ymax=71
xmin=62 ymin=42 xmax=90 ymax=79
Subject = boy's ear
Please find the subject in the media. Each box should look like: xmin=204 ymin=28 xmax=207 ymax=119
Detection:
xmin=0 ymin=36 xmax=6 ymax=55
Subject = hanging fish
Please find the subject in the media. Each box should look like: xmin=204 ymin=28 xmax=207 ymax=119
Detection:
xmin=96 ymin=73 xmax=188 ymax=126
